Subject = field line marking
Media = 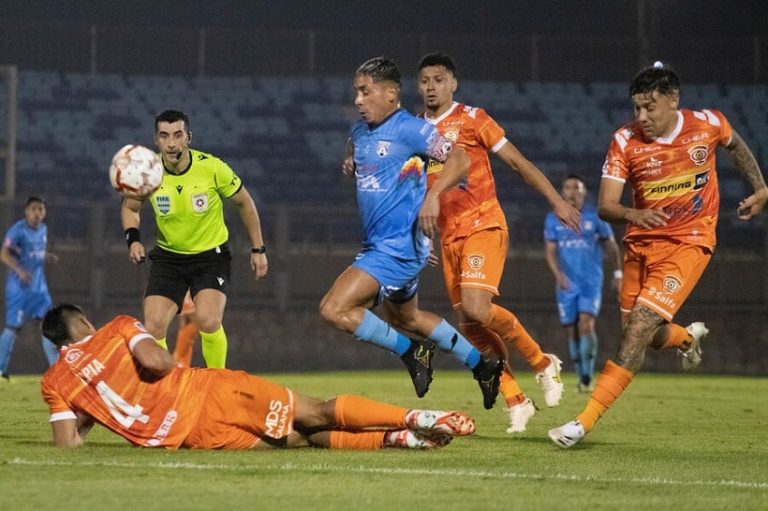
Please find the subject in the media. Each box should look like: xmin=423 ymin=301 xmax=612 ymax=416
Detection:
xmin=7 ymin=457 xmax=768 ymax=490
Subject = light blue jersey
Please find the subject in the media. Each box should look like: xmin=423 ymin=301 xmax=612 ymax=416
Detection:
xmin=350 ymin=109 xmax=453 ymax=292
xmin=544 ymin=205 xmax=613 ymax=289
xmin=2 ymin=219 xmax=52 ymax=327
xmin=545 ymin=205 xmax=614 ymax=324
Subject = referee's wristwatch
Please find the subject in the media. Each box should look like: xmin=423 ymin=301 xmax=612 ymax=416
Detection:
xmin=251 ymin=246 xmax=266 ymax=254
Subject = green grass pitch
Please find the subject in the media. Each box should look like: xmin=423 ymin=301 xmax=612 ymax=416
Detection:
xmin=1 ymin=370 xmax=766 ymax=510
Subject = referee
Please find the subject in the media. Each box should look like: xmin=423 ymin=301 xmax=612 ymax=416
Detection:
xmin=121 ymin=110 xmax=267 ymax=368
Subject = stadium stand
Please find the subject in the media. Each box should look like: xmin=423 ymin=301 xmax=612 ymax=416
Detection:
xmin=4 ymin=70 xmax=767 ymax=243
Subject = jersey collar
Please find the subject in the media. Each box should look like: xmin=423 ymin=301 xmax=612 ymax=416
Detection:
xmin=653 ymin=111 xmax=684 ymax=145
xmin=367 ymin=108 xmax=402 ymax=131
xmin=163 ymin=149 xmax=193 ymax=176
xmin=423 ymin=101 xmax=459 ymax=125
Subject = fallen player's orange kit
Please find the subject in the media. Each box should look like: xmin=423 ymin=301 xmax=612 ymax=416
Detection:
xmin=41 ymin=315 xmax=294 ymax=449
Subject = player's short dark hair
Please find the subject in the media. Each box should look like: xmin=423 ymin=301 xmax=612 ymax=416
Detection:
xmin=418 ymin=53 xmax=457 ymax=75
xmin=43 ymin=303 xmax=84 ymax=347
xmin=630 ymin=63 xmax=680 ymax=97
xmin=155 ymin=110 xmax=191 ymax=133
xmin=25 ymin=195 xmax=46 ymax=207
xmin=563 ymin=173 xmax=586 ymax=186
xmin=355 ymin=57 xmax=401 ymax=86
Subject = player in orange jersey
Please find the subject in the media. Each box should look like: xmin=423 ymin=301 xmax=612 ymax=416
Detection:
xmin=416 ymin=53 xmax=581 ymax=433
xmin=40 ymin=304 xmax=476 ymax=450
xmin=171 ymin=291 xmax=198 ymax=367
xmin=549 ymin=63 xmax=767 ymax=448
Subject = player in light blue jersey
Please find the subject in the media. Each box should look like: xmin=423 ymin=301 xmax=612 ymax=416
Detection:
xmin=0 ymin=196 xmax=59 ymax=379
xmin=544 ymin=175 xmax=622 ymax=391
xmin=321 ymin=57 xmax=503 ymax=409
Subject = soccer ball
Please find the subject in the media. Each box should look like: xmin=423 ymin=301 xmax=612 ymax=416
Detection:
xmin=109 ymin=144 xmax=163 ymax=198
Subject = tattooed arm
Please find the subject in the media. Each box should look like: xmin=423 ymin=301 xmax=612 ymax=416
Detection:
xmin=726 ymin=130 xmax=768 ymax=220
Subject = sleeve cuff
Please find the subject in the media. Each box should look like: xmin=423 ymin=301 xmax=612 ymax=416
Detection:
xmin=50 ymin=411 xmax=77 ymax=423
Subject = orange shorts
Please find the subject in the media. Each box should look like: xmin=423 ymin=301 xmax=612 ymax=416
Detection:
xmin=182 ymin=370 xmax=295 ymax=449
xmin=441 ymin=228 xmax=508 ymax=306
xmin=621 ymin=239 xmax=712 ymax=321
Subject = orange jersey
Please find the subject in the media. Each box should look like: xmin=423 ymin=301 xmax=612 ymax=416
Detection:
xmin=423 ymin=102 xmax=508 ymax=241
xmin=602 ymin=108 xmax=733 ymax=250
xmin=40 ymin=316 xmax=213 ymax=449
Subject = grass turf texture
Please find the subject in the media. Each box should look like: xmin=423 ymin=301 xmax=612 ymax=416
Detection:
xmin=1 ymin=370 xmax=766 ymax=510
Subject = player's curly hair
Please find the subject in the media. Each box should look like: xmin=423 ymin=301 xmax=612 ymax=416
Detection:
xmin=630 ymin=63 xmax=680 ymax=97
xmin=43 ymin=303 xmax=84 ymax=347
xmin=355 ymin=56 xmax=401 ymax=86
xmin=418 ymin=53 xmax=457 ymax=76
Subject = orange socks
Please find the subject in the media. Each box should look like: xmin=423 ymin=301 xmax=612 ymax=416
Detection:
xmin=483 ymin=305 xmax=547 ymax=370
xmin=459 ymin=321 xmax=508 ymax=359
xmin=333 ymin=395 xmax=407 ymax=429
xmin=329 ymin=430 xmax=386 ymax=450
xmin=660 ymin=323 xmax=693 ymax=350
xmin=173 ymin=322 xmax=198 ymax=367
xmin=499 ymin=371 xmax=526 ymax=407
xmin=577 ymin=360 xmax=634 ymax=432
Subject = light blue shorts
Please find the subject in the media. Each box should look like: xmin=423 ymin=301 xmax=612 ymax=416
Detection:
xmin=555 ymin=281 xmax=602 ymax=325
xmin=352 ymin=248 xmax=427 ymax=304
xmin=5 ymin=284 xmax=52 ymax=328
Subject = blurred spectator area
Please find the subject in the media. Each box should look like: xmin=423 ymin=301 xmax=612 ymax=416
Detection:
xmin=0 ymin=70 xmax=765 ymax=250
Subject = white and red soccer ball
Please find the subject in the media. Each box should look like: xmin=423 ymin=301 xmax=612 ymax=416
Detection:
xmin=109 ymin=144 xmax=163 ymax=198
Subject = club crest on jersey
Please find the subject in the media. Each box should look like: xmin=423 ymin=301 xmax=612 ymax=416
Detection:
xmin=377 ymin=141 xmax=391 ymax=158
xmin=444 ymin=128 xmax=459 ymax=142
xmin=64 ymin=348 xmax=84 ymax=364
xmin=663 ymin=275 xmax=682 ymax=293
xmin=467 ymin=254 xmax=485 ymax=270
xmin=192 ymin=193 xmax=209 ymax=212
xmin=688 ymin=145 xmax=708 ymax=166
xmin=155 ymin=196 xmax=171 ymax=215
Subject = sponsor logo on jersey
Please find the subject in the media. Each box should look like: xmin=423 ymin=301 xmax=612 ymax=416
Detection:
xmin=691 ymin=194 xmax=704 ymax=214
xmin=427 ymin=159 xmax=444 ymax=175
xmin=645 ymin=156 xmax=663 ymax=169
xmin=681 ymin=132 xmax=709 ymax=144
xmin=192 ymin=193 xmax=209 ymax=212
xmin=688 ymin=144 xmax=708 ymax=165
xmin=693 ymin=171 xmax=709 ymax=190
xmin=632 ymin=145 xmax=662 ymax=154
xmin=155 ymin=195 xmax=171 ymax=215
xmin=644 ymin=170 xmax=707 ymax=200
xmin=358 ymin=174 xmax=384 ymax=191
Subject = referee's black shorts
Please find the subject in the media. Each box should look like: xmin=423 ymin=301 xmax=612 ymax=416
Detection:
xmin=145 ymin=243 xmax=232 ymax=312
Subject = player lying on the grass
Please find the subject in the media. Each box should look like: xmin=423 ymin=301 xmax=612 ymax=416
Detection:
xmin=40 ymin=304 xmax=476 ymax=450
